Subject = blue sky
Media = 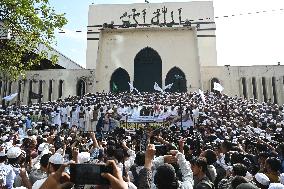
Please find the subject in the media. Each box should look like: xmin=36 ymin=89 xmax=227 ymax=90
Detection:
xmin=49 ymin=0 xmax=284 ymax=68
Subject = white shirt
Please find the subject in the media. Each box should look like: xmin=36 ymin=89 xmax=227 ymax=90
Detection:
xmin=0 ymin=163 xmax=16 ymax=188
xmin=32 ymin=178 xmax=47 ymax=189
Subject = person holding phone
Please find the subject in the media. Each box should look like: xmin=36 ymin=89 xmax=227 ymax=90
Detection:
xmin=39 ymin=160 xmax=128 ymax=189
xmin=138 ymin=144 xmax=194 ymax=189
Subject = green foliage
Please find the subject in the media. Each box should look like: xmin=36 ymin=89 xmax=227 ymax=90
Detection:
xmin=0 ymin=0 xmax=67 ymax=80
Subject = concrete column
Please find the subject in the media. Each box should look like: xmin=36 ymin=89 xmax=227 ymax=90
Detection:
xmin=256 ymin=77 xmax=263 ymax=102
xmin=16 ymin=81 xmax=21 ymax=105
xmin=251 ymin=78 xmax=257 ymax=101
xmin=60 ymin=80 xmax=65 ymax=99
xmin=19 ymin=80 xmax=25 ymax=104
xmin=1 ymin=80 xmax=7 ymax=99
xmin=246 ymin=77 xmax=253 ymax=99
xmin=238 ymin=78 xmax=243 ymax=97
xmin=30 ymin=81 xmax=38 ymax=104
xmin=42 ymin=80 xmax=49 ymax=103
xmin=266 ymin=77 xmax=272 ymax=102
xmin=22 ymin=80 xmax=30 ymax=105
xmin=275 ymin=77 xmax=284 ymax=105
xmin=280 ymin=76 xmax=284 ymax=105
xmin=10 ymin=81 xmax=17 ymax=104
xmin=18 ymin=81 xmax=24 ymax=105
xmin=10 ymin=82 xmax=15 ymax=94
xmin=52 ymin=80 xmax=59 ymax=101
xmin=2 ymin=81 xmax=8 ymax=98
xmin=6 ymin=81 xmax=11 ymax=95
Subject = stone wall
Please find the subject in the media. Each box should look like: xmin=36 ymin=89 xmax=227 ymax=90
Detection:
xmin=1 ymin=65 xmax=283 ymax=105
xmin=201 ymin=65 xmax=284 ymax=105
xmin=0 ymin=69 xmax=95 ymax=105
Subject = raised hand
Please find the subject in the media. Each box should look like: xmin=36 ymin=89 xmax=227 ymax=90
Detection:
xmin=101 ymin=160 xmax=128 ymax=189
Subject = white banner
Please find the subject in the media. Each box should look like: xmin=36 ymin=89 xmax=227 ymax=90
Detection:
xmin=213 ymin=82 xmax=224 ymax=92
xmin=164 ymin=83 xmax=173 ymax=90
xmin=121 ymin=115 xmax=169 ymax=123
xmin=3 ymin=93 xmax=18 ymax=101
xmin=154 ymin=82 xmax=163 ymax=93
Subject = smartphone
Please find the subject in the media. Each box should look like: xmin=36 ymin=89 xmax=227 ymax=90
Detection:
xmin=70 ymin=164 xmax=113 ymax=185
xmin=155 ymin=145 xmax=168 ymax=156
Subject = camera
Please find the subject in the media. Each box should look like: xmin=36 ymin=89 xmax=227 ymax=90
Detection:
xmin=70 ymin=164 xmax=113 ymax=185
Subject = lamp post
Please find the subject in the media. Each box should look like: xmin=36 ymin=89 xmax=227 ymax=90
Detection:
xmin=174 ymin=74 xmax=183 ymax=130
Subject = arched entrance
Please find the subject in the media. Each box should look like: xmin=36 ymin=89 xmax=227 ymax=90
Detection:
xmin=134 ymin=47 xmax=162 ymax=92
xmin=165 ymin=67 xmax=187 ymax=92
xmin=77 ymin=79 xmax=86 ymax=97
xmin=110 ymin=68 xmax=130 ymax=92
xmin=211 ymin=78 xmax=220 ymax=92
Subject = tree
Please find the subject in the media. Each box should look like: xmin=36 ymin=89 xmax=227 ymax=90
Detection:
xmin=0 ymin=0 xmax=67 ymax=79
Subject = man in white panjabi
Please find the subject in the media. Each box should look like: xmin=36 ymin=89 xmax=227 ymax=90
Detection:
xmin=53 ymin=109 xmax=61 ymax=131
xmin=91 ymin=107 xmax=99 ymax=132
xmin=60 ymin=105 xmax=68 ymax=124
xmin=70 ymin=107 xmax=78 ymax=127
xmin=78 ymin=107 xmax=85 ymax=131
xmin=85 ymin=107 xmax=93 ymax=132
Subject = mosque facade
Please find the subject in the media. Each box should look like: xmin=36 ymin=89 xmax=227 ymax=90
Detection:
xmin=1 ymin=1 xmax=284 ymax=105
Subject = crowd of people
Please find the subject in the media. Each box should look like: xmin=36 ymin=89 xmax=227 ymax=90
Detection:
xmin=0 ymin=91 xmax=284 ymax=189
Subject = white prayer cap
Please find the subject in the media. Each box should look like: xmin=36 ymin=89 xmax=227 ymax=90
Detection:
xmin=102 ymin=140 xmax=107 ymax=145
xmin=49 ymin=153 xmax=64 ymax=164
xmin=215 ymin=138 xmax=221 ymax=143
xmin=78 ymin=152 xmax=90 ymax=163
xmin=276 ymin=128 xmax=282 ymax=132
xmin=107 ymin=109 xmax=113 ymax=114
xmin=7 ymin=147 xmax=22 ymax=159
xmin=5 ymin=142 xmax=13 ymax=150
xmin=67 ymin=137 xmax=72 ymax=140
xmin=0 ymin=148 xmax=5 ymax=156
xmin=1 ymin=135 xmax=8 ymax=142
xmin=38 ymin=143 xmax=49 ymax=152
xmin=30 ymin=135 xmax=37 ymax=141
xmin=269 ymin=183 xmax=284 ymax=189
xmin=41 ymin=148 xmax=50 ymax=155
xmin=255 ymin=173 xmax=270 ymax=186
xmin=260 ymin=133 xmax=265 ymax=137
xmin=280 ymin=173 xmax=284 ymax=185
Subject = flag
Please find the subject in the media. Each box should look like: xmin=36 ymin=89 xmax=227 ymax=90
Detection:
xmin=134 ymin=88 xmax=140 ymax=94
xmin=128 ymin=82 xmax=134 ymax=92
xmin=198 ymin=89 xmax=206 ymax=104
xmin=112 ymin=82 xmax=118 ymax=92
xmin=30 ymin=91 xmax=43 ymax=99
xmin=192 ymin=108 xmax=199 ymax=118
xmin=128 ymin=82 xmax=140 ymax=94
xmin=3 ymin=93 xmax=18 ymax=101
xmin=164 ymin=83 xmax=174 ymax=91
xmin=154 ymin=82 xmax=163 ymax=93
xmin=213 ymin=82 xmax=224 ymax=92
